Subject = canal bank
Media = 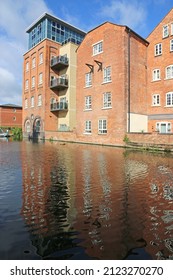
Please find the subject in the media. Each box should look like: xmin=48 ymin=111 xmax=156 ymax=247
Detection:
xmin=35 ymin=130 xmax=173 ymax=153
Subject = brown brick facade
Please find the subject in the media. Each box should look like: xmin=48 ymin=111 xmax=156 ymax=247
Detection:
xmin=22 ymin=9 xmax=173 ymax=146
xmin=147 ymin=8 xmax=173 ymax=134
xmin=76 ymin=23 xmax=148 ymax=145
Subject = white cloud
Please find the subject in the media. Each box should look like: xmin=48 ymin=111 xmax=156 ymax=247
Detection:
xmin=98 ymin=0 xmax=147 ymax=32
xmin=0 ymin=67 xmax=21 ymax=104
xmin=0 ymin=0 xmax=53 ymax=105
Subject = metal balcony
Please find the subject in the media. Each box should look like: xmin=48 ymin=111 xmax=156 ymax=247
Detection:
xmin=50 ymin=77 xmax=68 ymax=90
xmin=50 ymin=55 xmax=69 ymax=70
xmin=50 ymin=102 xmax=68 ymax=112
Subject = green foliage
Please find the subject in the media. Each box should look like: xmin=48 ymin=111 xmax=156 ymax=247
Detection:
xmin=123 ymin=134 xmax=130 ymax=144
xmin=164 ymin=147 xmax=171 ymax=153
xmin=12 ymin=127 xmax=22 ymax=140
xmin=49 ymin=136 xmax=54 ymax=142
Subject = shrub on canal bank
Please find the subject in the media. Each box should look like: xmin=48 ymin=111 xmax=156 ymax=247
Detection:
xmin=12 ymin=127 xmax=23 ymax=140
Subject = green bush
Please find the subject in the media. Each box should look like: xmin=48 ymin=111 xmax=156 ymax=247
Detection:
xmin=12 ymin=127 xmax=23 ymax=140
xmin=123 ymin=134 xmax=130 ymax=144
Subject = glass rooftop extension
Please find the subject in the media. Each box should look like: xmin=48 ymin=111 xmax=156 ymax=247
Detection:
xmin=26 ymin=13 xmax=86 ymax=50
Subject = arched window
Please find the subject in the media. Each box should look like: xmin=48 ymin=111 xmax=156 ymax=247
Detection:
xmin=25 ymin=120 xmax=31 ymax=133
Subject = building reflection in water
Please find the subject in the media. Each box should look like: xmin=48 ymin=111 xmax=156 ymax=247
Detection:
xmin=21 ymin=142 xmax=173 ymax=260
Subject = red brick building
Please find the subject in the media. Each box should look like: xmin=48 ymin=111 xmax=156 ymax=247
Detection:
xmin=22 ymin=8 xmax=173 ymax=145
xmin=22 ymin=13 xmax=85 ymax=140
xmin=147 ymin=8 xmax=173 ymax=134
xmin=76 ymin=22 xmax=148 ymax=146
xmin=0 ymin=104 xmax=22 ymax=128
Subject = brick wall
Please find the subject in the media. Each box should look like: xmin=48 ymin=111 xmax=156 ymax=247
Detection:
xmin=127 ymin=132 xmax=173 ymax=146
xmin=0 ymin=106 xmax=22 ymax=128
xmin=146 ymin=9 xmax=173 ymax=132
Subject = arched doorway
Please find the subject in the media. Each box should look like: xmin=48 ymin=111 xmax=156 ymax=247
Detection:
xmin=33 ymin=118 xmax=41 ymax=139
xmin=24 ymin=119 xmax=31 ymax=138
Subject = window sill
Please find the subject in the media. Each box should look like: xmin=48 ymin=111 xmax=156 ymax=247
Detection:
xmin=164 ymin=77 xmax=173 ymax=80
xmin=83 ymin=108 xmax=92 ymax=111
xmin=151 ymin=79 xmax=161 ymax=82
xmin=102 ymin=80 xmax=112 ymax=85
xmin=84 ymin=85 xmax=92 ymax=89
xmin=151 ymin=105 xmax=161 ymax=107
xmin=102 ymin=106 xmax=112 ymax=110
xmin=83 ymin=132 xmax=92 ymax=135
xmin=164 ymin=105 xmax=173 ymax=108
xmin=98 ymin=132 xmax=107 ymax=135
xmin=92 ymin=51 xmax=103 ymax=57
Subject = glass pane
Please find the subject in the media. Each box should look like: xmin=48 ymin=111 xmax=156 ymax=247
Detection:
xmin=160 ymin=124 xmax=166 ymax=133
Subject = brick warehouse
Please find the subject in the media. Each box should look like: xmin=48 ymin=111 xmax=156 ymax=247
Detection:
xmin=22 ymin=13 xmax=85 ymax=140
xmin=22 ymin=8 xmax=173 ymax=146
xmin=76 ymin=22 xmax=148 ymax=146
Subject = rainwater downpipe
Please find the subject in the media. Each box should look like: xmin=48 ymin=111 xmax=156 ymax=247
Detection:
xmin=127 ymin=28 xmax=131 ymax=133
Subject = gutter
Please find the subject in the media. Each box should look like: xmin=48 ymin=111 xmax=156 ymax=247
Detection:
xmin=127 ymin=28 xmax=131 ymax=133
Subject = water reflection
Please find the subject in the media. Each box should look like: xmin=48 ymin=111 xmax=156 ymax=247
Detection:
xmin=0 ymin=141 xmax=173 ymax=259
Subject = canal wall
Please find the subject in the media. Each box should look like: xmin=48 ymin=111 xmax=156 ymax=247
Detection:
xmin=42 ymin=130 xmax=173 ymax=152
xmin=126 ymin=132 xmax=173 ymax=151
xmin=44 ymin=130 xmax=125 ymax=147
xmin=127 ymin=132 xmax=173 ymax=145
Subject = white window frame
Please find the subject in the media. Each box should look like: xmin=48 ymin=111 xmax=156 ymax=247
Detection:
xmin=32 ymin=57 xmax=36 ymax=68
xmin=24 ymin=98 xmax=28 ymax=109
xmin=171 ymin=23 xmax=173 ymax=35
xmin=31 ymin=96 xmax=34 ymax=107
xmin=26 ymin=61 xmax=29 ymax=72
xmin=170 ymin=39 xmax=173 ymax=52
xmin=98 ymin=119 xmax=107 ymax=134
xmin=93 ymin=41 xmax=103 ymax=56
xmin=38 ymin=94 xmax=42 ymax=106
xmin=165 ymin=65 xmax=173 ymax=79
xmin=85 ymin=96 xmax=92 ymax=110
xmin=103 ymin=92 xmax=112 ymax=108
xmin=103 ymin=66 xmax=111 ymax=83
xmin=31 ymin=76 xmax=35 ymax=88
xmin=25 ymin=79 xmax=29 ymax=90
xmin=39 ymin=52 xmax=43 ymax=64
xmin=163 ymin=24 xmax=169 ymax=38
xmin=166 ymin=92 xmax=173 ymax=106
xmin=85 ymin=72 xmax=92 ymax=87
xmin=85 ymin=120 xmax=92 ymax=134
xmin=152 ymin=94 xmax=160 ymax=106
xmin=152 ymin=69 xmax=160 ymax=81
xmin=155 ymin=43 xmax=162 ymax=56
xmin=156 ymin=122 xmax=171 ymax=133
xmin=39 ymin=72 xmax=43 ymax=85
xmin=25 ymin=120 xmax=31 ymax=133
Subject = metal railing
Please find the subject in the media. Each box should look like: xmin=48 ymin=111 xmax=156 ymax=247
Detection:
xmin=50 ymin=55 xmax=69 ymax=68
xmin=50 ymin=102 xmax=68 ymax=111
xmin=50 ymin=77 xmax=68 ymax=88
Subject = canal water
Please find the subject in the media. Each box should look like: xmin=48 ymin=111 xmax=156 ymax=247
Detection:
xmin=0 ymin=139 xmax=173 ymax=260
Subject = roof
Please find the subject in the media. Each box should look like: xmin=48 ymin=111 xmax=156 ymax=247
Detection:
xmin=88 ymin=21 xmax=149 ymax=45
xmin=76 ymin=21 xmax=149 ymax=52
xmin=26 ymin=12 xmax=86 ymax=36
xmin=146 ymin=7 xmax=173 ymax=39
xmin=0 ymin=104 xmax=22 ymax=108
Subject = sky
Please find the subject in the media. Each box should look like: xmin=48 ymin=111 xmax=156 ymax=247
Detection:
xmin=0 ymin=0 xmax=173 ymax=106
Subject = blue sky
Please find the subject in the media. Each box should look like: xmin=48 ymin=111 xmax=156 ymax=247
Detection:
xmin=0 ymin=0 xmax=172 ymax=105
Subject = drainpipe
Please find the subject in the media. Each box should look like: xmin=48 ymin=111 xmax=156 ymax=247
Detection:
xmin=127 ymin=28 xmax=131 ymax=133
